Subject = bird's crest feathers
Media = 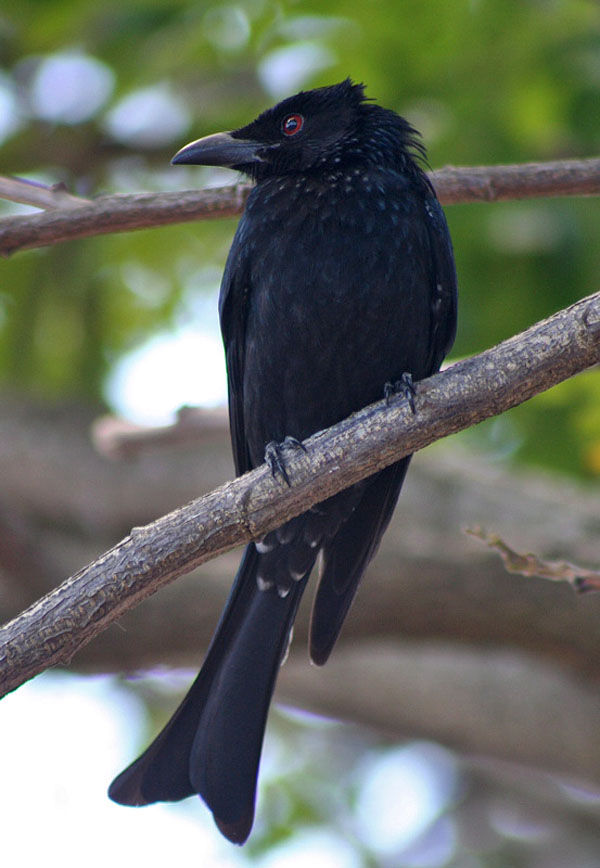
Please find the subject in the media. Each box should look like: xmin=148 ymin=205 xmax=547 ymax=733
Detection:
xmin=231 ymin=79 xmax=427 ymax=180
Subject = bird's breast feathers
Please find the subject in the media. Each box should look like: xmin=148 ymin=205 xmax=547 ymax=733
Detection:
xmin=243 ymin=167 xmax=425 ymax=244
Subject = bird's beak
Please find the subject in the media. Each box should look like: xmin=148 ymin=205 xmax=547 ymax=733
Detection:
xmin=171 ymin=131 xmax=262 ymax=168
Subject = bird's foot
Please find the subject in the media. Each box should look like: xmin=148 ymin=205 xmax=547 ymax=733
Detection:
xmin=384 ymin=373 xmax=416 ymax=414
xmin=264 ymin=436 xmax=307 ymax=487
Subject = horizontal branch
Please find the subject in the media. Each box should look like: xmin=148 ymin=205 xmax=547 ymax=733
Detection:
xmin=435 ymin=157 xmax=600 ymax=203
xmin=0 ymin=185 xmax=250 ymax=257
xmin=1 ymin=290 xmax=599 ymax=698
xmin=1 ymin=157 xmax=599 ymax=256
xmin=91 ymin=406 xmax=229 ymax=460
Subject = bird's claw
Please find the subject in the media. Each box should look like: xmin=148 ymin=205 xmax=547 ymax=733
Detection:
xmin=264 ymin=436 xmax=306 ymax=487
xmin=384 ymin=373 xmax=416 ymax=414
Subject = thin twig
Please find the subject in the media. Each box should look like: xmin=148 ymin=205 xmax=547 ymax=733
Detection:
xmin=465 ymin=526 xmax=600 ymax=593
xmin=0 ymin=158 xmax=599 ymax=256
xmin=1 ymin=290 xmax=599 ymax=698
xmin=0 ymin=175 xmax=91 ymax=211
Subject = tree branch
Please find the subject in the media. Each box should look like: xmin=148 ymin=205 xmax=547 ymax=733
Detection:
xmin=3 ymin=398 xmax=600 ymax=678
xmin=1 ymin=290 xmax=599 ymax=698
xmin=0 ymin=175 xmax=91 ymax=211
xmin=1 ymin=158 xmax=599 ymax=256
xmin=434 ymin=157 xmax=600 ymax=203
xmin=91 ymin=406 xmax=229 ymax=460
xmin=0 ymin=186 xmax=250 ymax=257
xmin=466 ymin=526 xmax=600 ymax=592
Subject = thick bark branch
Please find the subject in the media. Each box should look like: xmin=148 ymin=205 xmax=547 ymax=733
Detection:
xmin=6 ymin=409 xmax=600 ymax=784
xmin=3 ymin=396 xmax=600 ymax=672
xmin=1 ymin=291 xmax=599 ymax=698
xmin=1 ymin=158 xmax=599 ymax=255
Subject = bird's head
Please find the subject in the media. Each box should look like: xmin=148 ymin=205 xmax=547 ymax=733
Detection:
xmin=172 ymin=79 xmax=425 ymax=181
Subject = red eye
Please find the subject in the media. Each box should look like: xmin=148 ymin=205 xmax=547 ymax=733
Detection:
xmin=281 ymin=113 xmax=304 ymax=136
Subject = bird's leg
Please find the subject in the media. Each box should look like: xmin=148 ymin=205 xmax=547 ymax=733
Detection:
xmin=384 ymin=372 xmax=416 ymax=414
xmin=264 ymin=436 xmax=307 ymax=487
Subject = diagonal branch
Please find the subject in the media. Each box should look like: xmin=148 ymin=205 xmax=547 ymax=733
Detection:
xmin=1 ymin=290 xmax=599 ymax=699
xmin=0 ymin=175 xmax=92 ymax=211
xmin=1 ymin=158 xmax=599 ymax=256
xmin=466 ymin=525 xmax=600 ymax=592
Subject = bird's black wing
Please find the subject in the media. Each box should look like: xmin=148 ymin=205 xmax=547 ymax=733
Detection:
xmin=422 ymin=192 xmax=458 ymax=373
xmin=218 ymin=226 xmax=253 ymax=476
xmin=310 ymin=186 xmax=457 ymax=665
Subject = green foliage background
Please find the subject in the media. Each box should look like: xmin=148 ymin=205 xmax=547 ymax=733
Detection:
xmin=1 ymin=0 xmax=599 ymax=477
xmin=2 ymin=3 xmax=600 ymax=862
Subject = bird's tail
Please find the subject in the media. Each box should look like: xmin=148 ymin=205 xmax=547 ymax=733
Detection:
xmin=310 ymin=459 xmax=411 ymax=665
xmin=108 ymin=544 xmax=309 ymax=844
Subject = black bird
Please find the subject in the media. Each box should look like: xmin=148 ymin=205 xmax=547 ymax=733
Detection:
xmin=108 ymin=79 xmax=457 ymax=844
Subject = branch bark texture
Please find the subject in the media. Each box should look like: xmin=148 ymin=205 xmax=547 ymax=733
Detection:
xmin=1 ymin=291 xmax=599 ymax=698
xmin=1 ymin=158 xmax=599 ymax=256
